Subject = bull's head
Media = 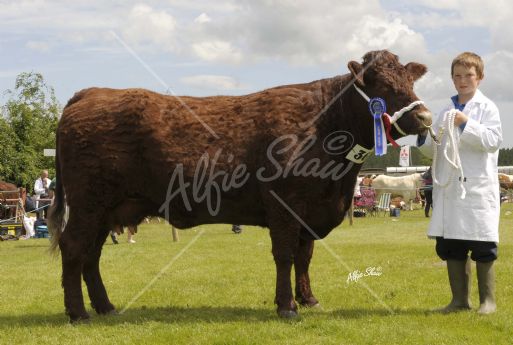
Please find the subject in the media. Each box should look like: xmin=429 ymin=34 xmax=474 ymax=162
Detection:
xmin=348 ymin=50 xmax=432 ymax=137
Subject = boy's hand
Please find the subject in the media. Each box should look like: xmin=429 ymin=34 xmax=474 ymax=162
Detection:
xmin=453 ymin=111 xmax=468 ymax=126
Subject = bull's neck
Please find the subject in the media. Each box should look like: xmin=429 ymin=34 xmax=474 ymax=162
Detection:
xmin=317 ymin=76 xmax=375 ymax=151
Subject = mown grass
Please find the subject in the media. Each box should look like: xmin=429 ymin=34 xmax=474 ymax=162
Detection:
xmin=1 ymin=204 xmax=513 ymax=345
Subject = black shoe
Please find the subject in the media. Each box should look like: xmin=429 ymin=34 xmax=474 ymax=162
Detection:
xmin=232 ymin=225 xmax=242 ymax=234
xmin=111 ymin=234 xmax=119 ymax=244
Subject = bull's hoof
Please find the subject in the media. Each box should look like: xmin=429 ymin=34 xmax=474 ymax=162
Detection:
xmin=92 ymin=302 xmax=117 ymax=315
xmin=277 ymin=309 xmax=299 ymax=318
xmin=305 ymin=302 xmax=321 ymax=309
xmin=68 ymin=313 xmax=90 ymax=324
xmin=97 ymin=309 xmax=118 ymax=316
xmin=296 ymin=296 xmax=320 ymax=308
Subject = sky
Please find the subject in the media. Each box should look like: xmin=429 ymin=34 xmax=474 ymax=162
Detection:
xmin=0 ymin=0 xmax=511 ymax=148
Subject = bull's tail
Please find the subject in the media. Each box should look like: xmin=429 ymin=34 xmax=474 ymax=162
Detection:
xmin=48 ymin=134 xmax=65 ymax=253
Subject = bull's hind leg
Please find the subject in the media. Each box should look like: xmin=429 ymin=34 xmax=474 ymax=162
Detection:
xmin=59 ymin=213 xmax=94 ymax=322
xmin=294 ymin=237 xmax=319 ymax=308
xmin=82 ymin=227 xmax=116 ymax=315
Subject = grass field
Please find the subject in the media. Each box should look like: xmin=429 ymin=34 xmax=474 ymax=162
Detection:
xmin=1 ymin=204 xmax=513 ymax=345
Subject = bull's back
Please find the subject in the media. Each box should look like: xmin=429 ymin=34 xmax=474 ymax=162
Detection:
xmin=59 ymin=83 xmax=327 ymax=174
xmin=56 ymin=84 xmax=329 ymax=223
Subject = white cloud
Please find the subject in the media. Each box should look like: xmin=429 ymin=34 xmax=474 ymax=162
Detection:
xmin=0 ymin=0 xmax=47 ymax=19
xmin=412 ymin=0 xmax=462 ymax=10
xmin=194 ymin=13 xmax=211 ymax=24
xmin=191 ymin=40 xmax=242 ymax=63
xmin=481 ymin=50 xmax=513 ymax=102
xmin=389 ymin=1 xmax=513 ymax=52
xmin=167 ymin=0 xmax=242 ymax=13
xmin=347 ymin=16 xmax=428 ymax=61
xmin=185 ymin=0 xmax=428 ymax=66
xmin=25 ymin=40 xmax=51 ymax=53
xmin=0 ymin=1 xmax=429 ymax=66
xmin=495 ymin=101 xmax=513 ymax=148
xmin=180 ymin=74 xmax=247 ymax=91
xmin=0 ymin=69 xmax=24 ymax=79
xmin=120 ymin=4 xmax=177 ymax=51
xmin=415 ymin=70 xmax=452 ymax=102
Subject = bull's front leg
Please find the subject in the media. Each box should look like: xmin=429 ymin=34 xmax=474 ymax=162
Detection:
xmin=294 ymin=237 xmax=319 ymax=307
xmin=269 ymin=225 xmax=300 ymax=318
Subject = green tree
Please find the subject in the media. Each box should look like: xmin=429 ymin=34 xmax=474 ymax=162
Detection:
xmin=362 ymin=145 xmax=432 ymax=170
xmin=499 ymin=148 xmax=513 ymax=166
xmin=0 ymin=116 xmax=18 ymax=180
xmin=1 ymin=72 xmax=60 ymax=190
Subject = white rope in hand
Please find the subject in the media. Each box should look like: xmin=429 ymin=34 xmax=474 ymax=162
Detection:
xmin=432 ymin=109 xmax=466 ymax=198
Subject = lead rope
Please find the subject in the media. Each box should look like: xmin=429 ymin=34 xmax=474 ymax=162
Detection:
xmin=431 ymin=109 xmax=466 ymax=198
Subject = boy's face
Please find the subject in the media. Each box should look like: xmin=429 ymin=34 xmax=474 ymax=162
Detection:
xmin=452 ymin=64 xmax=481 ymax=101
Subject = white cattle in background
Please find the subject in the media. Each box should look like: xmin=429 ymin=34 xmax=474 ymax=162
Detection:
xmin=499 ymin=173 xmax=513 ymax=189
xmin=371 ymin=173 xmax=424 ymax=209
xmin=498 ymin=173 xmax=513 ymax=183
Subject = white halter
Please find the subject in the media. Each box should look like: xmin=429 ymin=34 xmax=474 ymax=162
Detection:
xmin=353 ymin=84 xmax=425 ymax=136
xmin=431 ymin=109 xmax=466 ymax=199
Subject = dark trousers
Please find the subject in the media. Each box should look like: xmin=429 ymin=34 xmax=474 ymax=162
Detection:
xmin=424 ymin=189 xmax=432 ymax=217
xmin=36 ymin=200 xmax=50 ymax=220
xmin=435 ymin=237 xmax=498 ymax=262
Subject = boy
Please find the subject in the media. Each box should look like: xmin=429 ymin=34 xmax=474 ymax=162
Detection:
xmin=419 ymin=52 xmax=502 ymax=314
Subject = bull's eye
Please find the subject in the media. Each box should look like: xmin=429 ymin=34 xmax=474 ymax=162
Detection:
xmin=387 ymin=63 xmax=395 ymax=69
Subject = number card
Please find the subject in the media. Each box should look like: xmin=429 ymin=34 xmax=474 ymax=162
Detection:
xmin=345 ymin=144 xmax=373 ymax=164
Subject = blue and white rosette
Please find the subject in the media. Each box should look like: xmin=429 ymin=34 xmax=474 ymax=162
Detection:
xmin=369 ymin=98 xmax=387 ymax=156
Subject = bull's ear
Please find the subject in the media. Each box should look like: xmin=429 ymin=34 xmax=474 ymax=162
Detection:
xmin=348 ymin=61 xmax=365 ymax=87
xmin=405 ymin=62 xmax=427 ymax=81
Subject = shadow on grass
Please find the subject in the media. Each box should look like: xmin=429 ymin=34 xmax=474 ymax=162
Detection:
xmin=0 ymin=305 xmax=432 ymax=327
xmin=12 ymin=244 xmax=51 ymax=249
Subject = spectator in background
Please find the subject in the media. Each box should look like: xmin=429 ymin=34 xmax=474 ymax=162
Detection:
xmin=110 ymin=225 xmax=137 ymax=244
xmin=34 ymin=170 xmax=51 ymax=219
xmin=48 ymin=177 xmax=57 ymax=199
xmin=421 ymin=167 xmax=433 ymax=217
xmin=354 ymin=176 xmax=363 ymax=199
xmin=110 ymin=229 xmax=119 ymax=244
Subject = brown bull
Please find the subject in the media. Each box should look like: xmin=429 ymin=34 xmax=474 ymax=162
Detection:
xmin=49 ymin=50 xmax=432 ymax=322
xmin=0 ymin=181 xmax=26 ymax=221
xmin=0 ymin=181 xmax=17 ymax=192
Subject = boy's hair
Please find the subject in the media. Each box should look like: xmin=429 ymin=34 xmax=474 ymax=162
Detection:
xmin=451 ymin=52 xmax=484 ymax=79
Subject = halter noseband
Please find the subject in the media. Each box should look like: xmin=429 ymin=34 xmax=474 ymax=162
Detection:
xmin=353 ymin=84 xmax=424 ymax=136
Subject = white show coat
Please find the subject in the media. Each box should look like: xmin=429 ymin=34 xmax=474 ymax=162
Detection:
xmin=34 ymin=177 xmax=51 ymax=209
xmin=419 ymin=89 xmax=502 ymax=242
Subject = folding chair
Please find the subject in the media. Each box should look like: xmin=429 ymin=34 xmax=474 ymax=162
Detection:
xmin=375 ymin=193 xmax=392 ymax=216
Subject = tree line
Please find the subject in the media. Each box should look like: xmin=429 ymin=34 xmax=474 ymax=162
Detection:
xmin=362 ymin=146 xmax=432 ymax=170
xmin=363 ymin=145 xmax=513 ymax=171
xmin=498 ymin=148 xmax=513 ymax=166
xmin=0 ymin=72 xmax=60 ymax=191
